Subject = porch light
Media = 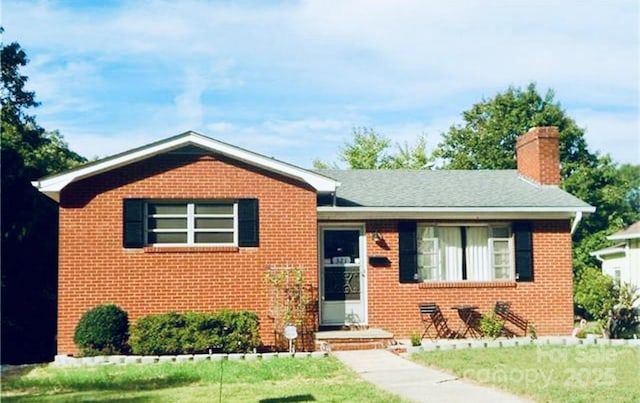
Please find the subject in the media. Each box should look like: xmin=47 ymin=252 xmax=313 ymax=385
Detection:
xmin=372 ymin=231 xmax=383 ymax=242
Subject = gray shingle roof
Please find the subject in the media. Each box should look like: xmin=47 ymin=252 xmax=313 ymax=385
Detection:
xmin=608 ymin=221 xmax=640 ymax=240
xmin=318 ymin=169 xmax=593 ymax=209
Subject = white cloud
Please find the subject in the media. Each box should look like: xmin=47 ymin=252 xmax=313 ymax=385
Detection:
xmin=3 ymin=0 xmax=637 ymax=167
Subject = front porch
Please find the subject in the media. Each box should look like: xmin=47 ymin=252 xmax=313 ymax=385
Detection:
xmin=314 ymin=328 xmax=394 ymax=351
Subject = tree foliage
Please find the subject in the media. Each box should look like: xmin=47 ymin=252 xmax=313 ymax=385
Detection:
xmin=434 ymin=83 xmax=596 ymax=174
xmin=574 ymin=266 xmax=617 ymax=321
xmin=1 ymin=30 xmax=85 ymax=364
xmin=314 ymin=127 xmax=432 ymax=170
xmin=434 ymin=83 xmax=639 ymax=276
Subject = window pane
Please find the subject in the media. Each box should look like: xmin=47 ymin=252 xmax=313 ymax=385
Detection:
xmin=440 ymin=227 xmax=462 ymax=281
xmin=149 ymin=218 xmax=187 ymax=229
xmin=323 ymin=230 xmax=360 ymax=260
xmin=195 ymin=218 xmax=234 ymax=229
xmin=148 ymin=204 xmax=187 ymax=215
xmin=492 ymin=226 xmax=510 ymax=238
xmin=495 ymin=267 xmax=510 ymax=280
xmin=149 ymin=232 xmax=187 ymax=244
xmin=494 ymin=253 xmax=510 ymax=267
xmin=418 ymin=266 xmax=437 ymax=280
xmin=493 ymin=239 xmax=511 ymax=279
xmin=494 ymin=240 xmax=509 ymax=254
xmin=418 ymin=238 xmax=437 ymax=253
xmin=195 ymin=204 xmax=233 ymax=214
xmin=195 ymin=232 xmax=234 ymax=244
xmin=417 ymin=253 xmax=438 ymax=268
xmin=417 ymin=226 xmax=435 ymax=239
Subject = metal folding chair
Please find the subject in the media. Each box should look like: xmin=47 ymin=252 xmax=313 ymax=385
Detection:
xmin=494 ymin=301 xmax=529 ymax=337
xmin=419 ymin=302 xmax=458 ymax=340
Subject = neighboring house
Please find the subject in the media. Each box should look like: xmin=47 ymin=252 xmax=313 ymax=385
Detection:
xmin=591 ymin=222 xmax=640 ymax=290
xmin=33 ymin=126 xmax=594 ymax=356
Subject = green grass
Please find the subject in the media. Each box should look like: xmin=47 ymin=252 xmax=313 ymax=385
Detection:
xmin=411 ymin=345 xmax=640 ymax=403
xmin=1 ymin=357 xmax=405 ymax=402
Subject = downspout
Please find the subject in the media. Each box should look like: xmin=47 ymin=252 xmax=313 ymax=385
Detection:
xmin=570 ymin=210 xmax=583 ymax=235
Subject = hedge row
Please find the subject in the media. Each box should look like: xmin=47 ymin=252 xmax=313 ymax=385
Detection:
xmin=74 ymin=305 xmax=261 ymax=356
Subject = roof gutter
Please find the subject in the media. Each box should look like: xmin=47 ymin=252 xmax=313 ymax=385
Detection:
xmin=317 ymin=206 xmax=595 ymax=221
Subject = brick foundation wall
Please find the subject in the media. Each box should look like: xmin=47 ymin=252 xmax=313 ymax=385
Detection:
xmin=364 ymin=220 xmax=574 ymax=338
xmin=58 ymin=153 xmax=318 ymax=355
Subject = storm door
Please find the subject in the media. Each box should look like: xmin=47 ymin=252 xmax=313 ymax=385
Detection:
xmin=320 ymin=226 xmax=367 ymax=326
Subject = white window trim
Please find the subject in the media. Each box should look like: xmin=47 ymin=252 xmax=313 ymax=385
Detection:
xmin=146 ymin=201 xmax=238 ymax=247
xmin=416 ymin=223 xmax=515 ymax=282
xmin=489 ymin=235 xmax=514 ymax=280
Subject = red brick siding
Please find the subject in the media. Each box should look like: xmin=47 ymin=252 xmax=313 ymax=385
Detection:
xmin=58 ymin=153 xmax=318 ymax=355
xmin=363 ymin=220 xmax=574 ymax=338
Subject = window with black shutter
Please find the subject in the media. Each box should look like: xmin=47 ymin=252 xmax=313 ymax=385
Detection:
xmin=123 ymin=198 xmax=258 ymax=247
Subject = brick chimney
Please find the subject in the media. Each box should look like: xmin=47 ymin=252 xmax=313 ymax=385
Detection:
xmin=515 ymin=126 xmax=561 ymax=185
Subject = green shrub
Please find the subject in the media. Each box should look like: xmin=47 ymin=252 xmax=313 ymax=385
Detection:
xmin=214 ymin=310 xmax=261 ymax=353
xmin=479 ymin=312 xmax=504 ymax=339
xmin=410 ymin=331 xmax=422 ymax=347
xmin=73 ymin=304 xmax=129 ymax=356
xmin=130 ymin=310 xmax=261 ymax=355
xmin=181 ymin=312 xmax=224 ymax=353
xmin=606 ymin=283 xmax=640 ymax=339
xmin=129 ymin=312 xmax=187 ymax=355
xmin=574 ymin=267 xmax=617 ymax=321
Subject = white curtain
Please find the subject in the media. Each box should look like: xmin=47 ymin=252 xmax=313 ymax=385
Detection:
xmin=466 ymin=227 xmax=490 ymax=281
xmin=439 ymin=227 xmax=462 ymax=281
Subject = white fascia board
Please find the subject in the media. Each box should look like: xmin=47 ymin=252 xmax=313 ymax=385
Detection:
xmin=32 ymin=133 xmax=338 ymax=201
xmin=590 ymin=247 xmax=626 ymax=258
xmin=31 ymin=137 xmax=189 ymax=202
xmin=317 ymin=206 xmax=595 ymax=220
xmin=607 ymin=233 xmax=640 ymax=241
xmin=188 ymin=136 xmax=338 ymax=192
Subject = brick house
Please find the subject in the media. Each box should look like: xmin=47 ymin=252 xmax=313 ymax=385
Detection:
xmin=33 ymin=126 xmax=594 ymax=355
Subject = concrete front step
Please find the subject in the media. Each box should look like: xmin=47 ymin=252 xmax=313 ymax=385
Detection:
xmin=314 ymin=328 xmax=394 ymax=351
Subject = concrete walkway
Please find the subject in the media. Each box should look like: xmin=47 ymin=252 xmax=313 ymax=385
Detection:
xmin=333 ymin=349 xmax=531 ymax=403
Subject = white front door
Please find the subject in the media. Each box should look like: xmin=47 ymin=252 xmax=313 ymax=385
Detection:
xmin=319 ymin=226 xmax=367 ymax=326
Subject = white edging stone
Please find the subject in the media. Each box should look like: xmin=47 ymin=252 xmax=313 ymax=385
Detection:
xmin=140 ymin=356 xmax=158 ymax=364
xmin=124 ymin=356 xmax=142 ymax=364
xmin=392 ymin=335 xmax=640 ymax=356
xmin=260 ymin=352 xmax=278 ymax=360
xmin=176 ymin=355 xmax=193 ymax=362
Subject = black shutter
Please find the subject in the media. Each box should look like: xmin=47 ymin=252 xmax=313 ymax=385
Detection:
xmin=514 ymin=221 xmax=533 ymax=282
xmin=238 ymin=199 xmax=259 ymax=247
xmin=398 ymin=221 xmax=418 ymax=283
xmin=123 ymin=199 xmax=144 ymax=248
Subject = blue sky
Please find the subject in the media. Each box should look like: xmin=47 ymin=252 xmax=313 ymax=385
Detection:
xmin=3 ymin=0 xmax=638 ymax=167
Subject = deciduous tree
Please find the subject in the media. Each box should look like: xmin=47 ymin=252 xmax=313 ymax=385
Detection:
xmin=434 ymin=83 xmax=639 ymax=276
xmin=314 ymin=127 xmax=432 ymax=170
xmin=1 ymin=30 xmax=85 ymax=364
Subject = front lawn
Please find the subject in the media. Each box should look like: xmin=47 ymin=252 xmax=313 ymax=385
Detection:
xmin=412 ymin=344 xmax=640 ymax=403
xmin=2 ymin=356 xmax=405 ymax=402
